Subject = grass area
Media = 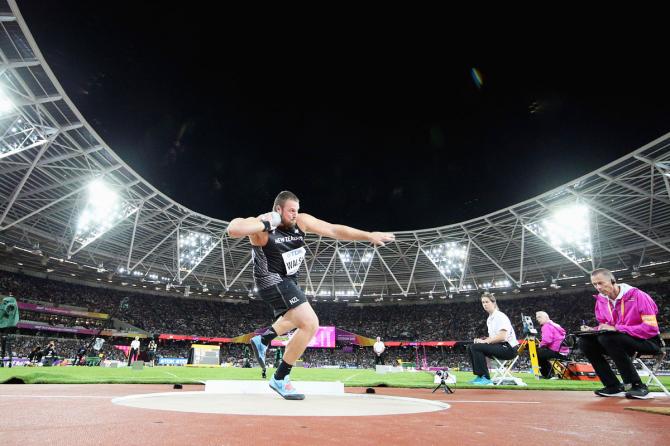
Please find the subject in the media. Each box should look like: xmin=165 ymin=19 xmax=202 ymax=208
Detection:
xmin=1 ymin=366 xmax=669 ymax=391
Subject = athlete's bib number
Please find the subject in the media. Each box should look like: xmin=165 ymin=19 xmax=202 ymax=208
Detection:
xmin=282 ymin=247 xmax=306 ymax=276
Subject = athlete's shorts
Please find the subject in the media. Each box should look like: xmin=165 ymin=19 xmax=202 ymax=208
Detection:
xmin=258 ymin=277 xmax=308 ymax=318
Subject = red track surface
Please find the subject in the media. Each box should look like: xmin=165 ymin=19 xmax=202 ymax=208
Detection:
xmin=1 ymin=384 xmax=668 ymax=445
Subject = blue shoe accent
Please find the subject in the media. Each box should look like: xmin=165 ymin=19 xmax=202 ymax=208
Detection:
xmin=250 ymin=335 xmax=267 ymax=371
xmin=269 ymin=375 xmax=305 ymax=400
xmin=470 ymin=376 xmax=493 ymax=385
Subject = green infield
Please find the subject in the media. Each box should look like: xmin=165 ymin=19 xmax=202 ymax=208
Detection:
xmin=1 ymin=366 xmax=669 ymax=391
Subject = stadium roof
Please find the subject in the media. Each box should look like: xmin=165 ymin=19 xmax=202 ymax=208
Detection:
xmin=1 ymin=0 xmax=670 ymax=302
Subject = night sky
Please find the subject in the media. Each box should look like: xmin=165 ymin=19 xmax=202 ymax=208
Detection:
xmin=18 ymin=3 xmax=670 ymax=231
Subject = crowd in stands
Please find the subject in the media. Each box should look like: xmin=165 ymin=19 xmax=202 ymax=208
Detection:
xmin=18 ymin=311 xmax=106 ymax=330
xmin=0 ymin=270 xmax=270 ymax=337
xmin=2 ymin=270 xmax=669 ymax=370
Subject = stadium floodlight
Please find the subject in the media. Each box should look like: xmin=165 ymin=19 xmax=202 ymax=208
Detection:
xmin=422 ymin=241 xmax=467 ymax=287
xmin=527 ymin=203 xmax=592 ymax=263
xmin=177 ymin=229 xmax=218 ymax=282
xmin=338 ymin=250 xmax=351 ymax=263
xmin=0 ymin=114 xmax=46 ymax=159
xmin=361 ymin=251 xmax=373 ymax=263
xmin=337 ymin=249 xmax=375 ymax=264
xmin=493 ymin=279 xmax=511 ymax=288
xmin=0 ymin=86 xmax=15 ymax=116
xmin=481 ymin=279 xmax=511 ymax=290
xmin=71 ymin=180 xmax=137 ymax=255
xmin=450 ymin=283 xmax=473 ymax=293
xmin=338 ymin=248 xmax=373 ymax=264
xmin=631 ymin=266 xmax=641 ymax=279
xmin=1 ymin=78 xmax=47 ymax=159
xmin=338 ymin=248 xmax=375 ymax=294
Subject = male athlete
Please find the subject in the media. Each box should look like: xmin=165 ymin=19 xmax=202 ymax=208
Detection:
xmin=227 ymin=191 xmax=394 ymax=399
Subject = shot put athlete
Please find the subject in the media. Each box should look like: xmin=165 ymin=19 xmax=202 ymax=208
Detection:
xmin=227 ymin=190 xmax=394 ymax=400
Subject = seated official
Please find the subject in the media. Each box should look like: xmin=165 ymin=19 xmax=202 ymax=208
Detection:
xmin=467 ymin=292 xmax=518 ymax=385
xmin=535 ymin=311 xmax=569 ymax=378
xmin=578 ymin=268 xmax=661 ymax=399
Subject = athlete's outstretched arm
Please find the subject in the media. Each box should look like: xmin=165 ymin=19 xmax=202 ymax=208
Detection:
xmin=298 ymin=213 xmax=395 ymax=246
xmin=227 ymin=212 xmax=280 ymax=238
xmin=227 ymin=217 xmax=264 ymax=238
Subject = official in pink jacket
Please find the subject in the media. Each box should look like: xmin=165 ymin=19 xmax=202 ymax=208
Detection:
xmin=578 ymin=268 xmax=661 ymax=399
xmin=535 ymin=311 xmax=569 ymax=378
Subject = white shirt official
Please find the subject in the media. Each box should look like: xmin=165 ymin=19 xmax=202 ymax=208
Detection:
xmin=373 ymin=341 xmax=385 ymax=356
xmin=486 ymin=310 xmax=518 ymax=347
xmin=130 ymin=339 xmax=140 ymax=350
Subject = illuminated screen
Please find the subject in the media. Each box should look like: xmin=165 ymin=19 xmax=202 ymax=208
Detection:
xmin=271 ymin=326 xmax=335 ymax=348
xmin=191 ymin=344 xmax=220 ymax=365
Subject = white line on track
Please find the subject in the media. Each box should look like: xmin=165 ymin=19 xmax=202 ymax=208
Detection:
xmin=343 ymin=373 xmax=362 ymax=382
xmin=0 ymin=395 xmax=115 ymax=399
xmin=445 ymin=400 xmax=540 ymax=404
xmin=0 ymin=395 xmax=541 ymax=404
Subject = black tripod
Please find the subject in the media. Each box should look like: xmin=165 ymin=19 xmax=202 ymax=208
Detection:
xmin=432 ymin=371 xmax=454 ymax=394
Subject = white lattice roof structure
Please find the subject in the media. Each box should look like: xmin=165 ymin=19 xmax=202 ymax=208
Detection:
xmin=1 ymin=0 xmax=670 ymax=302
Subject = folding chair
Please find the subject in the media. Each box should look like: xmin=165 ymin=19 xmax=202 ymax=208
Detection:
xmin=490 ymin=354 xmax=520 ymax=385
xmin=548 ymin=334 xmax=576 ymax=380
xmin=633 ymin=338 xmax=669 ymax=397
xmin=549 ymin=358 xmax=569 ymax=379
